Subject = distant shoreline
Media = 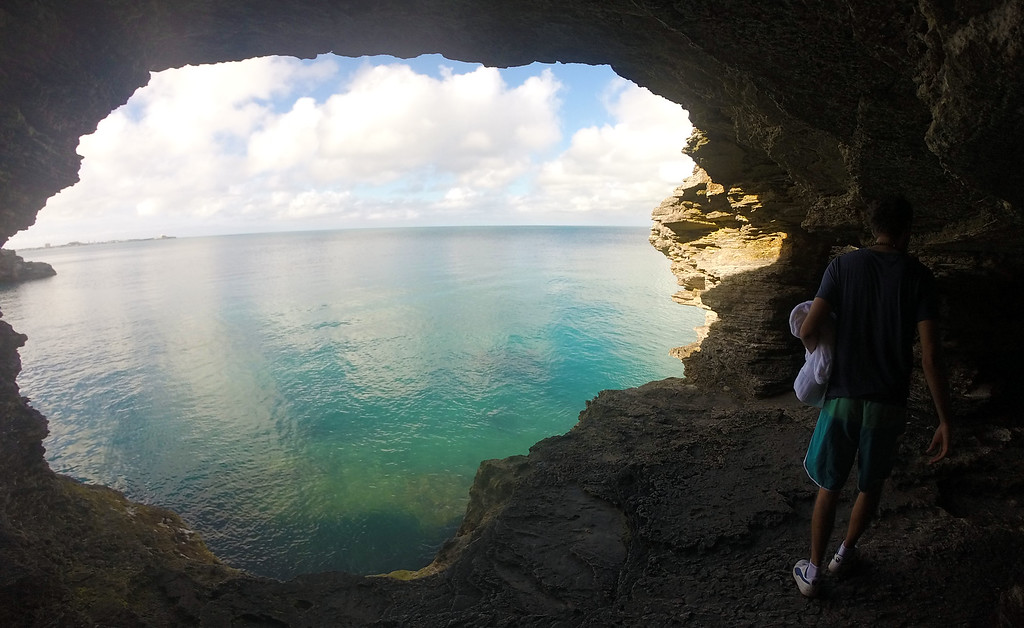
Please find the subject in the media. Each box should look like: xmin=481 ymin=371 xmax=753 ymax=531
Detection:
xmin=17 ymin=235 xmax=177 ymax=252
xmin=14 ymin=224 xmax=660 ymax=252
xmin=13 ymin=225 xmax=657 ymax=252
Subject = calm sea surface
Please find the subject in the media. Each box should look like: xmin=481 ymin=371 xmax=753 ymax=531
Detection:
xmin=0 ymin=226 xmax=702 ymax=580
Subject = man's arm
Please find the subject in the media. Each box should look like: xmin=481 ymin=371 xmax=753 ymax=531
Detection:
xmin=919 ymin=318 xmax=953 ymax=463
xmin=799 ymin=297 xmax=832 ymax=353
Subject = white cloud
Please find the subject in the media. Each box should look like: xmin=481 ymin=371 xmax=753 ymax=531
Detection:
xmin=276 ymin=189 xmax=353 ymax=219
xmin=441 ymin=186 xmax=480 ymax=208
xmin=247 ymin=96 xmax=322 ymax=174
xmin=8 ymin=56 xmax=693 ymax=249
xmin=298 ymin=64 xmax=562 ymax=187
xmin=522 ymin=77 xmax=693 ymax=218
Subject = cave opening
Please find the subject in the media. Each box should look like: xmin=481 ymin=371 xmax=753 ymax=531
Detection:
xmin=1 ymin=53 xmax=709 ymax=580
xmin=7 ymin=54 xmax=695 ymax=249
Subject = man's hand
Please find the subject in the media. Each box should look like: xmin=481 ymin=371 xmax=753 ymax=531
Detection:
xmin=919 ymin=319 xmax=953 ymax=465
xmin=926 ymin=422 xmax=951 ymax=463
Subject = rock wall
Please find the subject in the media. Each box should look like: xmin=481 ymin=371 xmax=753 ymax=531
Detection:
xmin=648 ymin=159 xmax=833 ymax=398
xmin=0 ymin=249 xmax=55 ymax=282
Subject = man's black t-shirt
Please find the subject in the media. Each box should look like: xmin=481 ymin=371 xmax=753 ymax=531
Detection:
xmin=815 ymin=247 xmax=939 ymax=406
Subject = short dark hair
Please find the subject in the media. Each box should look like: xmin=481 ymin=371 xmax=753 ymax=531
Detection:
xmin=866 ymin=195 xmax=913 ymax=238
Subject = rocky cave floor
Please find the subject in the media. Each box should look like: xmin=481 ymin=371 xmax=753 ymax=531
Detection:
xmin=3 ymin=379 xmax=1023 ymax=627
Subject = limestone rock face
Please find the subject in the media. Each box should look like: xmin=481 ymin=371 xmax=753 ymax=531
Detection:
xmin=649 ymin=165 xmax=832 ymax=397
xmin=0 ymin=249 xmax=55 ymax=282
xmin=2 ymin=0 xmax=1024 ymax=624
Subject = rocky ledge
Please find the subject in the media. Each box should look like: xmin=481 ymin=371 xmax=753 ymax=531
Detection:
xmin=0 ymin=250 xmax=55 ymax=283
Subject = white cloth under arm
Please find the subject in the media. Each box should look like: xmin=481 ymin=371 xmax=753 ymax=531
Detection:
xmin=790 ymin=300 xmax=834 ymax=408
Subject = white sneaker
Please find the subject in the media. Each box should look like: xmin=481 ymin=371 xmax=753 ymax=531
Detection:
xmin=828 ymin=546 xmax=856 ymax=576
xmin=792 ymin=559 xmax=820 ymax=597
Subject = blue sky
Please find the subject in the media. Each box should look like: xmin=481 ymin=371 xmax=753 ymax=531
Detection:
xmin=8 ymin=54 xmax=693 ymax=249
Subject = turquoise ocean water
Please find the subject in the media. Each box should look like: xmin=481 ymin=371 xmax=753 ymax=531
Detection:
xmin=0 ymin=226 xmax=702 ymax=580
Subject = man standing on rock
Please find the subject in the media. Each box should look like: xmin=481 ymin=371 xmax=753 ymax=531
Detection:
xmin=792 ymin=195 xmax=953 ymax=597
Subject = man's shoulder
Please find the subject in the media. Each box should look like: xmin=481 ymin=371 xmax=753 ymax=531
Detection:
xmin=832 ymin=247 xmax=874 ymax=267
xmin=839 ymin=248 xmax=933 ymax=272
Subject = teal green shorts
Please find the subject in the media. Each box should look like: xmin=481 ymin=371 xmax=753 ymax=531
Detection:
xmin=803 ymin=397 xmax=906 ymax=492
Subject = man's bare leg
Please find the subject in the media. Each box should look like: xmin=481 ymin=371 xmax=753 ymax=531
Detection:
xmin=843 ymin=487 xmax=883 ymax=548
xmin=811 ymin=487 xmax=840 ymax=567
